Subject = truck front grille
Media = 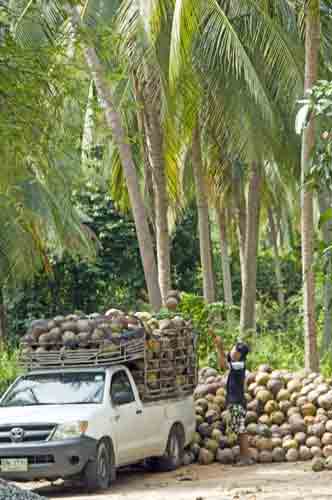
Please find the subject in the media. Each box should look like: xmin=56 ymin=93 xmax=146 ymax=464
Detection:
xmin=0 ymin=424 xmax=55 ymax=444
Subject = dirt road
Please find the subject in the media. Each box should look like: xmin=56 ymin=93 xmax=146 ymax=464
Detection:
xmin=22 ymin=462 xmax=332 ymax=500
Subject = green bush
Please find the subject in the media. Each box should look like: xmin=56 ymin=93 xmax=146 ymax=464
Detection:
xmin=0 ymin=350 xmax=22 ymax=396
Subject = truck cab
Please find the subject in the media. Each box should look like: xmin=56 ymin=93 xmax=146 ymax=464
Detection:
xmin=0 ymin=364 xmax=195 ymax=491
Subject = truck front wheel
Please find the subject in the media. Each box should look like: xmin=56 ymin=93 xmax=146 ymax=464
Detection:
xmin=83 ymin=440 xmax=111 ymax=491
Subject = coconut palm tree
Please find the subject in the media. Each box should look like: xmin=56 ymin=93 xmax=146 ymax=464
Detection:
xmin=300 ymin=0 xmax=321 ymax=371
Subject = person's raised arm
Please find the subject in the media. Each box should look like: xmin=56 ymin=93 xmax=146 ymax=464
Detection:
xmin=212 ymin=332 xmax=228 ymax=371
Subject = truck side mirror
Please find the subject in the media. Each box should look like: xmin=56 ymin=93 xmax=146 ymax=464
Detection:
xmin=112 ymin=391 xmax=133 ymax=406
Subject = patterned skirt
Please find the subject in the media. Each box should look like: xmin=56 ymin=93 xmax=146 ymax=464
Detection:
xmin=225 ymin=404 xmax=246 ymax=439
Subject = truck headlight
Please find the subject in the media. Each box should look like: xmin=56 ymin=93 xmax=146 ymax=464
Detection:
xmin=51 ymin=421 xmax=88 ymax=441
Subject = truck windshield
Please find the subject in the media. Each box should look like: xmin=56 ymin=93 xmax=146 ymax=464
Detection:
xmin=1 ymin=372 xmax=105 ymax=407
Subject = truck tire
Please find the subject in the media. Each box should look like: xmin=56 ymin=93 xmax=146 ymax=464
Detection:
xmin=83 ymin=440 xmax=112 ymax=492
xmin=147 ymin=425 xmax=185 ymax=472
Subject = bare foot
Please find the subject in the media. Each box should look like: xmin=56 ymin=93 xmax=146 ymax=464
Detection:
xmin=235 ymin=457 xmax=255 ymax=466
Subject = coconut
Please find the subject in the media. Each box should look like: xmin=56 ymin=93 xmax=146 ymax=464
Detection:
xmin=325 ymin=456 xmax=332 ymax=470
xmin=198 ymin=423 xmax=211 ymax=438
xmin=283 ymin=439 xmax=298 ymax=450
xmin=271 ymin=424 xmax=282 ymax=434
xmin=78 ymin=332 xmax=91 ymax=347
xmin=318 ymin=393 xmax=332 ymax=411
xmin=76 ymin=319 xmax=92 ymax=333
xmin=205 ymin=410 xmax=219 ymax=424
xmin=246 ymin=412 xmax=258 ymax=424
xmin=196 ymin=399 xmax=209 ymax=412
xmin=322 ymin=433 xmax=332 ymax=446
xmin=311 ymin=423 xmax=325 ymax=438
xmin=38 ymin=333 xmax=52 ymax=347
xmin=290 ymin=392 xmax=300 ymax=404
xmin=258 ymin=364 xmax=272 ymax=373
xmin=247 ymin=423 xmax=258 ymax=436
xmin=257 ymin=390 xmax=273 ymax=403
xmin=311 ymin=446 xmax=323 ymax=458
xmin=62 ymin=331 xmax=78 ymax=348
xmin=286 ymin=449 xmax=299 ymax=462
xmin=296 ymin=396 xmax=308 ymax=408
xmin=280 ymin=423 xmax=292 ymax=437
xmin=277 ymin=389 xmax=291 ymax=402
xmin=264 ymin=401 xmax=279 ymax=415
xmin=214 ymin=396 xmax=226 ymax=409
xmin=198 ymin=448 xmax=215 ymax=465
xmin=196 ymin=416 xmax=204 ymax=426
xmin=219 ymin=436 xmax=230 ymax=450
xmin=289 ymin=416 xmax=306 ymax=434
xmin=257 ymin=424 xmax=272 ymax=438
xmin=312 ymin=456 xmax=325 ymax=472
xmin=211 ymin=429 xmax=222 ymax=442
xmin=287 ymin=407 xmax=301 ymax=418
xmin=204 ymin=439 xmax=219 ymax=454
xmin=287 ymin=379 xmax=301 ymax=394
xmin=61 ymin=321 xmax=78 ymax=333
xmin=248 ymin=448 xmax=259 ymax=462
xmin=258 ymin=415 xmax=271 ymax=426
xmin=279 ymin=401 xmax=291 ymax=414
xmin=299 ymin=446 xmax=312 ymax=461
xmin=306 ymin=436 xmax=321 ymax=448
xmin=267 ymin=378 xmax=284 ymax=397
xmin=271 ymin=437 xmax=282 ymax=448
xmin=256 ymin=438 xmax=273 ymax=451
xmin=259 ymin=451 xmax=273 ymax=463
xmin=247 ymin=399 xmax=260 ymax=413
xmin=294 ymin=432 xmax=307 ymax=445
xmin=272 ymin=447 xmax=286 ymax=462
xmin=216 ymin=448 xmax=234 ymax=464
xmin=301 ymin=402 xmax=316 ymax=417
xmin=325 ymin=420 xmax=332 ymax=433
xmin=307 ymin=391 xmax=319 ymax=404
xmin=323 ymin=445 xmax=332 ymax=458
xmin=256 ymin=373 xmax=270 ymax=386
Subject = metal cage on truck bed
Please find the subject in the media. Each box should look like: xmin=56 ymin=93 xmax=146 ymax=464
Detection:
xmin=19 ymin=328 xmax=198 ymax=402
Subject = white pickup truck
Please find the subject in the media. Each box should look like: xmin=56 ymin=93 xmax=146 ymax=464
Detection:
xmin=0 ymin=365 xmax=195 ymax=491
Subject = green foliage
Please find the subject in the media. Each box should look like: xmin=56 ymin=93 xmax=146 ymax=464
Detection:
xmin=171 ymin=205 xmax=201 ymax=293
xmin=6 ymin=185 xmax=146 ymax=337
xmin=0 ymin=350 xmax=22 ymax=397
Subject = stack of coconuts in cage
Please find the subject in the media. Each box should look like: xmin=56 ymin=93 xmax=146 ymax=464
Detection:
xmin=21 ymin=292 xmax=196 ymax=401
xmin=21 ymin=312 xmax=145 ymax=353
xmin=188 ymin=364 xmax=332 ymax=468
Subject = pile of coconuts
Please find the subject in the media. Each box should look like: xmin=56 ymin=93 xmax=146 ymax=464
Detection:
xmin=21 ymin=311 xmax=146 ymax=353
xmin=187 ymin=364 xmax=332 ymax=467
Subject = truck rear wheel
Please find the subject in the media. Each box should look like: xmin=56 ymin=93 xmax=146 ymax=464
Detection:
xmin=83 ymin=440 xmax=111 ymax=491
xmin=147 ymin=425 xmax=184 ymax=472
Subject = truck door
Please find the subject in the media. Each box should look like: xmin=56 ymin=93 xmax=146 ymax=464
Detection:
xmin=110 ymin=370 xmax=145 ymax=465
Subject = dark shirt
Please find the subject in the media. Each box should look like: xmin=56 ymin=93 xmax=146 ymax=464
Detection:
xmin=226 ymin=354 xmax=246 ymax=408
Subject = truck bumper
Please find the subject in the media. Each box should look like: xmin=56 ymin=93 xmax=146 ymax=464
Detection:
xmin=0 ymin=436 xmax=97 ymax=481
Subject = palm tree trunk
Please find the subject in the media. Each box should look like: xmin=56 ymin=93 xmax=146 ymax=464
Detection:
xmin=133 ymin=77 xmax=156 ymax=233
xmin=144 ymin=101 xmax=171 ymax=305
xmin=240 ymin=162 xmax=262 ymax=333
xmin=81 ymin=80 xmax=95 ymax=170
xmin=217 ymin=206 xmax=233 ymax=307
xmin=301 ymin=0 xmax=320 ymax=371
xmin=232 ymin=174 xmax=247 ymax=287
xmin=318 ymin=188 xmax=332 ymax=353
xmin=192 ymin=125 xmax=216 ymax=303
xmin=71 ymin=9 xmax=162 ymax=311
xmin=268 ymin=208 xmax=285 ymax=307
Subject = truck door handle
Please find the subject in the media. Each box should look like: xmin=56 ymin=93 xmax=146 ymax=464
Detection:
xmin=136 ymin=409 xmax=142 ymax=415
